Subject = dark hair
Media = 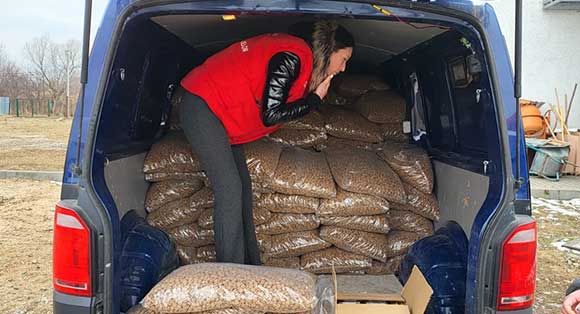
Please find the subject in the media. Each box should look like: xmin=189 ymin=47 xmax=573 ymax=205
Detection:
xmin=333 ymin=25 xmax=355 ymax=51
xmin=288 ymin=21 xmax=355 ymax=52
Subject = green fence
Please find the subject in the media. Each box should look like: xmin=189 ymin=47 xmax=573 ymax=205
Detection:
xmin=8 ymin=98 xmax=57 ymax=117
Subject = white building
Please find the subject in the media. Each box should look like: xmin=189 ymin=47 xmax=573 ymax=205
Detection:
xmin=490 ymin=0 xmax=580 ymax=129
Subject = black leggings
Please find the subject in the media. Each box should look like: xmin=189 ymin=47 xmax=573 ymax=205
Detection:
xmin=177 ymin=87 xmax=261 ymax=265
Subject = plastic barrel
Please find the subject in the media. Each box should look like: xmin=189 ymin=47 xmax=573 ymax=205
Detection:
xmin=119 ymin=210 xmax=180 ymax=312
xmin=398 ymin=221 xmax=468 ymax=314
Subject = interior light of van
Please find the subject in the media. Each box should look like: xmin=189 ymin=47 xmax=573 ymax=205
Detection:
xmin=222 ymin=15 xmax=236 ymax=21
xmin=53 ymin=204 xmax=92 ymax=297
xmin=497 ymin=221 xmax=536 ymax=311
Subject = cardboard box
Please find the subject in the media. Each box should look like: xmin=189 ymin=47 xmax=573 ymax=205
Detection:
xmin=333 ymin=266 xmax=433 ymax=314
xmin=562 ymin=133 xmax=580 ymax=175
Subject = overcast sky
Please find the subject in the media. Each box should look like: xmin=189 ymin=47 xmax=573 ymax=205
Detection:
xmin=0 ymin=0 xmax=108 ymax=64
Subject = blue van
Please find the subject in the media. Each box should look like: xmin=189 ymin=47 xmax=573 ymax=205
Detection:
xmin=53 ymin=1 xmax=535 ymax=313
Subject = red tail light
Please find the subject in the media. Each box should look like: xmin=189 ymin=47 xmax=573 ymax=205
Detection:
xmin=497 ymin=221 xmax=536 ymax=311
xmin=53 ymin=204 xmax=92 ymax=297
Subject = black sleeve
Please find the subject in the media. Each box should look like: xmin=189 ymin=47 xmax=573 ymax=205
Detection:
xmin=566 ymin=279 xmax=580 ymax=296
xmin=261 ymin=51 xmax=322 ymax=127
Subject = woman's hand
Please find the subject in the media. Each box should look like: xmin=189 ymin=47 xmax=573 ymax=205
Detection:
xmin=314 ymin=74 xmax=334 ymax=99
xmin=562 ymin=290 xmax=580 ymax=314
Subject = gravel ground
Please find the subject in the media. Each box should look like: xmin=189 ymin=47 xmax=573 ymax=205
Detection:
xmin=0 ymin=177 xmax=577 ymax=314
xmin=0 ymin=117 xmax=72 ymax=171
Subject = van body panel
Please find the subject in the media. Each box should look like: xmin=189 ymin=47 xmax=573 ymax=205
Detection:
xmin=58 ymin=1 xmax=531 ymax=313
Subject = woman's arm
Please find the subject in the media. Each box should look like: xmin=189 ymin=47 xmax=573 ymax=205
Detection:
xmin=261 ymin=51 xmax=321 ymax=127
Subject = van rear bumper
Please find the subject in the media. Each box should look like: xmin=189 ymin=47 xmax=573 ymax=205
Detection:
xmin=53 ymin=291 xmax=93 ymax=314
xmin=497 ymin=308 xmax=533 ymax=314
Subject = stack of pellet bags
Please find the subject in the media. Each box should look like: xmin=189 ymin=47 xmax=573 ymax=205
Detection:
xmin=129 ymin=74 xmax=440 ymax=314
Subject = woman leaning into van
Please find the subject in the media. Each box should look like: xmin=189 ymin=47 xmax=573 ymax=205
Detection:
xmin=173 ymin=21 xmax=355 ymax=264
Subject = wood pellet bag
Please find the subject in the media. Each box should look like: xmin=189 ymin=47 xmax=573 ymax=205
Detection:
xmin=264 ymin=256 xmax=301 ymax=269
xmin=175 ymin=245 xmax=200 ymax=265
xmin=300 ymin=247 xmax=372 ymax=274
xmin=144 ymin=179 xmax=203 ymax=212
xmin=198 ymin=207 xmax=272 ymax=230
xmin=317 ymin=188 xmax=389 ymax=216
xmin=143 ymin=132 xmax=203 ymax=174
xmin=366 ymin=255 xmax=406 ymax=275
xmin=319 ymin=226 xmax=390 ymax=262
xmin=196 ymin=245 xmax=216 ymax=262
xmin=324 ymin=109 xmax=384 ymax=143
xmin=167 ymin=223 xmax=214 ymax=247
xmin=269 ymin=128 xmax=327 ymax=148
xmin=145 ymin=171 xmax=206 ymax=183
xmin=314 ymin=136 xmax=381 ymax=152
xmin=354 ymin=90 xmax=406 ymax=124
xmin=388 ymin=209 xmax=434 ymax=236
xmin=256 ymin=213 xmax=320 ymax=235
xmin=256 ymin=233 xmax=272 ymax=253
xmin=128 ymin=304 xmax=307 ymax=314
xmin=379 ymin=143 xmax=434 ymax=194
xmin=283 ymin=111 xmax=326 ymax=132
xmin=255 ymin=193 xmax=319 ymax=214
xmin=334 ymin=74 xmax=390 ymax=97
xmin=271 ymin=147 xmax=336 ymax=198
xmin=268 ymin=230 xmax=332 ymax=258
xmin=319 ymin=214 xmax=390 ymax=234
xmin=386 ymin=231 xmax=423 ymax=257
xmin=146 ymin=198 xmax=204 ymax=231
xmin=243 ymin=138 xmax=283 ymax=183
xmin=381 ymin=123 xmax=408 ymax=143
xmin=322 ymin=88 xmax=350 ymax=106
xmin=393 ymin=183 xmax=440 ymax=220
xmin=141 ymin=263 xmax=317 ymax=314
xmin=325 ymin=145 xmax=406 ymax=204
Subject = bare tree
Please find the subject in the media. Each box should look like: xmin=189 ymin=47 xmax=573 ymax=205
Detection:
xmin=23 ymin=35 xmax=81 ymax=117
xmin=0 ymin=44 xmax=30 ymax=101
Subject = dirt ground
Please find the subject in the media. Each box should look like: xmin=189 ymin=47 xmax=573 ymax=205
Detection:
xmin=0 ymin=177 xmax=578 ymax=314
xmin=0 ymin=116 xmax=72 ymax=171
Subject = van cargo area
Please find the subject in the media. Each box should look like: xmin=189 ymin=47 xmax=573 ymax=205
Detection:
xmin=56 ymin=2 xmax=534 ymax=314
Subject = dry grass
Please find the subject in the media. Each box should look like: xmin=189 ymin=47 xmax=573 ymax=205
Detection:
xmin=0 ymin=116 xmax=72 ymax=171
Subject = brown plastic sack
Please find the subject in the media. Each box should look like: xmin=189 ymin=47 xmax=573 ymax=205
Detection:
xmin=269 ymin=128 xmax=327 ymax=148
xmin=324 ymin=109 xmax=384 ymax=143
xmin=381 ymin=123 xmax=408 ymax=143
xmin=388 ymin=209 xmax=434 ymax=236
xmin=283 ymin=110 xmax=326 ymax=132
xmin=271 ymin=147 xmax=336 ymax=198
xmin=176 ymin=245 xmax=200 ymax=265
xmin=255 ymin=193 xmax=319 ymax=214
xmin=244 ymin=138 xmax=283 ymax=183
xmin=146 ymin=198 xmax=203 ymax=231
xmin=366 ymin=255 xmax=405 ymax=275
xmin=196 ymin=245 xmax=216 ymax=262
xmin=256 ymin=213 xmax=320 ymax=235
xmin=335 ymin=74 xmax=390 ymax=97
xmin=354 ymin=90 xmax=406 ymax=124
xmin=188 ymin=186 xmax=215 ymax=209
xmin=257 ymin=233 xmax=272 ymax=253
xmin=319 ymin=215 xmax=390 ymax=234
xmin=392 ymin=184 xmax=440 ymax=220
xmin=323 ymin=88 xmax=350 ymax=106
xmin=317 ymin=188 xmax=390 ymax=216
xmin=264 ymin=257 xmax=301 ymax=269
xmin=386 ymin=231 xmax=423 ymax=257
xmin=128 ymin=304 xmax=269 ymax=314
xmin=145 ymin=171 xmax=206 ymax=182
xmin=314 ymin=136 xmax=381 ymax=152
xmin=167 ymin=223 xmax=214 ymax=247
xmin=268 ymin=230 xmax=331 ymax=258
xmin=143 ymin=132 xmax=202 ymax=174
xmin=319 ymin=226 xmax=389 ymax=262
xmin=145 ymin=179 xmax=204 ymax=212
xmin=325 ymin=145 xmax=406 ymax=204
xmin=300 ymin=247 xmax=373 ymax=274
xmin=379 ymin=144 xmax=433 ymax=194
xmin=198 ymin=207 xmax=272 ymax=230
xmin=141 ymin=263 xmax=317 ymax=314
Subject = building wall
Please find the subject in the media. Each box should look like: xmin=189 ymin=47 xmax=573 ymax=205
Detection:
xmin=490 ymin=1 xmax=580 ymax=129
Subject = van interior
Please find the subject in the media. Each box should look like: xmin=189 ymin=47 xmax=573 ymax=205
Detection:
xmin=91 ymin=5 xmax=506 ymax=313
